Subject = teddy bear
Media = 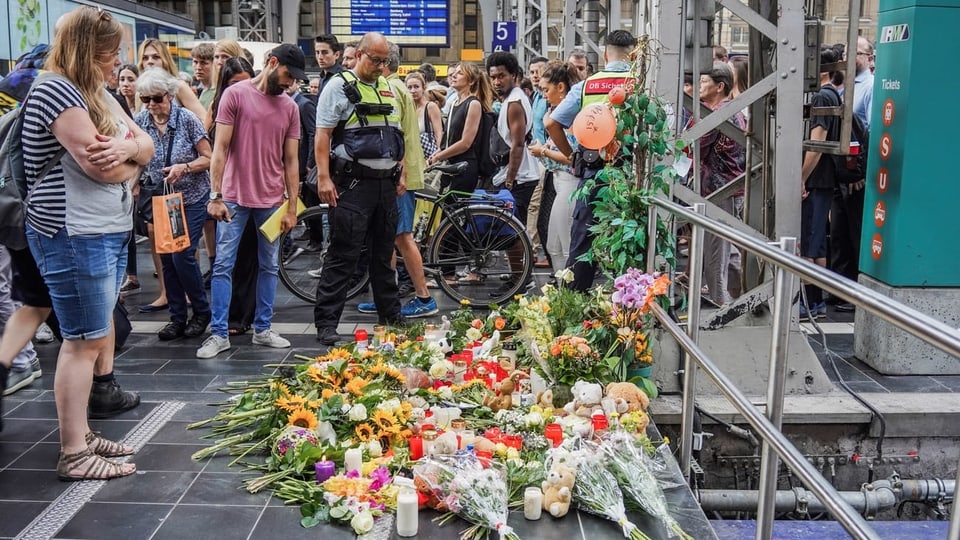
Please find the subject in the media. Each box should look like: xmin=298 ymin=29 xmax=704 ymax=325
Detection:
xmin=413 ymin=474 xmax=446 ymax=510
xmin=430 ymin=431 xmax=459 ymax=455
xmin=605 ymin=382 xmax=650 ymax=412
xmin=562 ymin=380 xmax=604 ymax=418
xmin=482 ymin=372 xmax=527 ymax=412
xmin=541 ymin=462 xmax=576 ymax=518
xmin=536 ymin=388 xmax=554 ymax=408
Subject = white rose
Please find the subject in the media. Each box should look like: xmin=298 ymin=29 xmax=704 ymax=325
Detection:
xmin=378 ymin=398 xmax=401 ymax=414
xmin=350 ymin=509 xmax=375 ymax=535
xmin=348 ymin=403 xmax=367 ymax=421
xmin=437 ymin=386 xmax=453 ymax=400
xmin=465 ymin=328 xmax=482 ymax=341
xmin=429 ymin=361 xmax=449 ymax=379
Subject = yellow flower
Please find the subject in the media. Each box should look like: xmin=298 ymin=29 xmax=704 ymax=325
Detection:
xmin=371 ymin=410 xmax=398 ymax=432
xmin=345 ymin=377 xmax=369 ymax=396
xmin=321 ymin=388 xmax=336 ymax=400
xmin=305 ymin=364 xmax=324 ymax=383
xmin=275 ymin=394 xmax=307 ymax=413
xmin=287 ymin=408 xmax=319 ymax=430
xmin=460 ymin=299 xmax=471 ymax=306
xmin=355 ymin=422 xmax=375 ymax=442
xmin=318 ymin=348 xmax=352 ymax=362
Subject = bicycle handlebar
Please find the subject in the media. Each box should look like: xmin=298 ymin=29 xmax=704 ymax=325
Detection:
xmin=424 ymin=161 xmax=468 ymax=176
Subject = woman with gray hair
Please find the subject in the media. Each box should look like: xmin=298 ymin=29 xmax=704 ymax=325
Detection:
xmin=134 ymin=68 xmax=213 ymax=341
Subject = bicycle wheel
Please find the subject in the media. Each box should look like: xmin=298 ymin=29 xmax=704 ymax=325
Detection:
xmin=278 ymin=206 xmax=369 ymax=303
xmin=427 ymin=205 xmax=533 ymax=305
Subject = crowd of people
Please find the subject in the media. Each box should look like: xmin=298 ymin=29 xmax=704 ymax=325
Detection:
xmin=0 ymin=4 xmax=876 ymax=481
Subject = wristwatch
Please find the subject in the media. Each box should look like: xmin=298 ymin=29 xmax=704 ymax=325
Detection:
xmin=209 ymin=191 xmax=222 ymax=201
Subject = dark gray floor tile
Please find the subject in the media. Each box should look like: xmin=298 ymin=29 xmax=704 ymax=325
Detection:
xmin=0 ymin=418 xmax=58 ymax=443
xmin=109 ymin=374 xmax=217 ymax=392
xmin=179 ymin=472 xmax=270 ymax=506
xmin=248 ymin=505 xmax=314 ymax=539
xmin=53 ymin=502 xmax=172 ymax=539
xmin=200 ymin=453 xmax=257 ymax=474
xmin=150 ymin=505 xmax=261 ymax=540
xmin=91 ymin=471 xmax=197 ymax=504
xmin=867 ymin=375 xmax=951 ymax=393
xmin=138 ymin=391 xmax=230 ymax=403
xmin=0 ymin=469 xmax=70 ymax=501
xmin=225 ymin=348 xmax=298 ymax=362
xmin=8 ymin=442 xmax=59 ymax=470
xmin=149 ymin=422 xmax=209 ymax=445
xmin=111 ymin=357 xmax=172 ymax=374
xmin=170 ymin=402 xmax=224 ymax=422
xmin=0 ymin=441 xmax=33 ymax=469
xmin=821 ymin=357 xmax=873 ymax=383
xmin=0 ymin=501 xmax=47 ymax=537
xmin=1 ymin=400 xmax=58 ymax=420
xmin=841 ymin=380 xmax=889 ymax=393
xmin=120 ymin=345 xmax=210 ymax=362
xmin=931 ymin=376 xmax=960 ymax=392
xmin=43 ymin=420 xmax=140 ymax=444
xmin=156 ymin=360 xmax=275 ymax=376
xmin=132 ymin=444 xmax=209 ymax=472
xmin=502 ymin=510 xmax=577 ymax=539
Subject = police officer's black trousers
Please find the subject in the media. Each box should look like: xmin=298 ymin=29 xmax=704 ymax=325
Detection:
xmin=314 ymin=175 xmax=400 ymax=328
xmin=565 ymin=175 xmax=600 ymax=292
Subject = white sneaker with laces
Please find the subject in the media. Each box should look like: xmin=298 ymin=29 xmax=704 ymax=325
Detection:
xmin=34 ymin=323 xmax=55 ymax=344
xmin=197 ymin=335 xmax=231 ymax=359
xmin=252 ymin=329 xmax=291 ymax=349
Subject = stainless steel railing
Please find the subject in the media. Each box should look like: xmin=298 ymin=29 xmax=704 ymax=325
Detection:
xmin=651 ymin=197 xmax=960 ymax=540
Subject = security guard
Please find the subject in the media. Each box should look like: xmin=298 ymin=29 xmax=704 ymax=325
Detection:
xmin=313 ymin=32 xmax=405 ymax=344
xmin=545 ymin=30 xmax=636 ymax=291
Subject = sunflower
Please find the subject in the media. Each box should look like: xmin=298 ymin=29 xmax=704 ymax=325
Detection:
xmin=321 ymin=388 xmax=336 ymax=400
xmin=275 ymin=394 xmax=307 ymax=413
xmin=345 ymin=377 xmax=369 ymax=396
xmin=370 ymin=410 xmax=398 ymax=432
xmin=305 ymin=364 xmax=325 ymax=383
xmin=287 ymin=408 xmax=319 ymax=430
xmin=317 ymin=348 xmax=352 ymax=362
xmin=355 ymin=422 xmax=375 ymax=442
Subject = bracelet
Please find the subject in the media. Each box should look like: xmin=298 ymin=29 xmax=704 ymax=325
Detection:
xmin=184 ymin=162 xmax=191 ymax=173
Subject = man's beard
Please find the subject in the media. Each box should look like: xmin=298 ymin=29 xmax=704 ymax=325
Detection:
xmin=266 ymin=71 xmax=285 ymax=95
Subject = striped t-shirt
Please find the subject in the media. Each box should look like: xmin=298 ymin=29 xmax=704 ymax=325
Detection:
xmin=22 ymin=75 xmax=131 ymax=237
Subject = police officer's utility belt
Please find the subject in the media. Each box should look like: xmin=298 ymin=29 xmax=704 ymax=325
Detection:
xmin=572 ymin=149 xmax=627 ymax=177
xmin=331 ymin=157 xmax=400 ymax=180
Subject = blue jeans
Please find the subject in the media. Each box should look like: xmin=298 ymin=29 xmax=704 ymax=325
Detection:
xmin=210 ymin=203 xmax=280 ymax=338
xmin=26 ymin=226 xmax=127 ymax=340
xmin=160 ymin=199 xmax=210 ymax=324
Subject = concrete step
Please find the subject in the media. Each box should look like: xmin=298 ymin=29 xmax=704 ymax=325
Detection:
xmin=710 ymin=519 xmax=951 ymax=539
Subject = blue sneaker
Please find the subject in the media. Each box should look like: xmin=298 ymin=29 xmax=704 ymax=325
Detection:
xmin=357 ymin=302 xmax=378 ymax=314
xmin=401 ymin=297 xmax=439 ymax=318
xmin=799 ymin=301 xmax=827 ymax=321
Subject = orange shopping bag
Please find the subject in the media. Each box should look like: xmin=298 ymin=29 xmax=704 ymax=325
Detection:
xmin=152 ymin=183 xmax=190 ymax=254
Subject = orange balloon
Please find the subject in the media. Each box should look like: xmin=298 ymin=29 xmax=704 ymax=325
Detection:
xmin=572 ymin=103 xmax=616 ymax=150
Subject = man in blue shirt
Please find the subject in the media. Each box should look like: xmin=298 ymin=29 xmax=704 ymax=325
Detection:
xmin=545 ymin=30 xmax=636 ymax=291
xmin=527 ymin=56 xmax=551 ymax=267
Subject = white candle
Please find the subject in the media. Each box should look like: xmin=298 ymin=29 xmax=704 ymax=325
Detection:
xmin=459 ymin=429 xmax=476 ymax=449
xmin=344 ymin=448 xmax=362 ymax=474
xmin=395 ymin=477 xmax=419 ymax=537
xmin=524 ymin=486 xmax=543 ymax=520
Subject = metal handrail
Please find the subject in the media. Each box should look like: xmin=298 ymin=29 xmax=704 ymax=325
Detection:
xmin=650 ymin=195 xmax=960 ymax=539
xmin=651 ymin=302 xmax=880 ymax=539
xmin=653 ymin=195 xmax=960 ymax=360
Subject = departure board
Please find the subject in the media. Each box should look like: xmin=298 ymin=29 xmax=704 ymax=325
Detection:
xmin=328 ymin=0 xmax=450 ymax=47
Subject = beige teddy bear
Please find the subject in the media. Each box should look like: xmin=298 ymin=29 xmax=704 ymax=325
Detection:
xmin=541 ymin=462 xmax=576 ymax=518
xmin=563 ymin=380 xmax=604 ymax=418
xmin=605 ymin=382 xmax=650 ymax=412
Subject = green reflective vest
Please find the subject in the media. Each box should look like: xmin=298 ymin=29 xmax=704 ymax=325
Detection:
xmin=580 ymin=69 xmax=631 ymax=108
xmin=335 ymin=71 xmax=405 ymax=161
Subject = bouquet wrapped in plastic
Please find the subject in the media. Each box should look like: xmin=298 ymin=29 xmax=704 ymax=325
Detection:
xmin=599 ymin=431 xmax=692 ymax=539
xmin=565 ymin=446 xmax=651 ymax=540
xmin=413 ymin=454 xmax=520 ymax=540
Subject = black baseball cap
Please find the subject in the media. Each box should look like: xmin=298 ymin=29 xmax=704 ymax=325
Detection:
xmin=271 ymin=43 xmax=307 ymax=82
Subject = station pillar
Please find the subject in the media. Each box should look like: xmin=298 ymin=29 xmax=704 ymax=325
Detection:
xmin=855 ymin=0 xmax=960 ymax=374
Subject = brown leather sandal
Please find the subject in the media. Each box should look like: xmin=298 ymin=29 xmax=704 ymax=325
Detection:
xmin=57 ymin=447 xmax=136 ymax=482
xmin=85 ymin=431 xmax=135 ymax=457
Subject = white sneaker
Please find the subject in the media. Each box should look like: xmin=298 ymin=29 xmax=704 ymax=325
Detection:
xmin=197 ymin=334 xmax=231 ymax=359
xmin=252 ymin=329 xmax=291 ymax=349
xmin=307 ymin=268 xmax=323 ymax=279
xmin=34 ymin=323 xmax=55 ymax=344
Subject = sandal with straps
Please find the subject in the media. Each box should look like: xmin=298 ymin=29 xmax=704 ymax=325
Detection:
xmin=85 ymin=431 xmax=135 ymax=457
xmin=57 ymin=447 xmax=136 ymax=482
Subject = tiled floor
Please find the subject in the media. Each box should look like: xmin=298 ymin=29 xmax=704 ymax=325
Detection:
xmin=2 ymin=248 xmax=955 ymax=539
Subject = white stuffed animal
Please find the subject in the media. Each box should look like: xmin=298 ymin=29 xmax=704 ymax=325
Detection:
xmin=563 ymin=380 xmax=604 ymax=418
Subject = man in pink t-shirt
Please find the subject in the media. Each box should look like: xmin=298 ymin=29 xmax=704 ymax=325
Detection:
xmin=197 ymin=43 xmax=304 ymax=359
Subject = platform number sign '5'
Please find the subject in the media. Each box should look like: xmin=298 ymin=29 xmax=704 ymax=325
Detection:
xmin=492 ymin=21 xmax=517 ymax=51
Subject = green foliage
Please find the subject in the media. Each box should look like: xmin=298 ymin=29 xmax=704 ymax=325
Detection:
xmin=576 ymin=37 xmax=683 ymax=277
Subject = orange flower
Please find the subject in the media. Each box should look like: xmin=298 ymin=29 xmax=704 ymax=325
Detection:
xmin=494 ymin=317 xmax=506 ymax=330
xmin=471 ymin=319 xmax=483 ymax=329
xmin=321 ymin=388 xmax=336 ymax=400
xmin=287 ymin=408 xmax=319 ymax=430
xmin=345 ymin=377 xmax=369 ymax=396
xmin=549 ymin=344 xmax=562 ymax=356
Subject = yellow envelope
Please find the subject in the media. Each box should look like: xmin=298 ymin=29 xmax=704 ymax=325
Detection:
xmin=258 ymin=198 xmax=307 ymax=242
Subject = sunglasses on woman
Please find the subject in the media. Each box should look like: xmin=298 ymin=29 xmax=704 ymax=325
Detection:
xmin=140 ymin=94 xmax=166 ymax=104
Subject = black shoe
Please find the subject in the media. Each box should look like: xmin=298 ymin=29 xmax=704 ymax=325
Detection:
xmin=203 ymin=269 xmax=212 ymax=289
xmin=184 ymin=312 xmax=211 ymax=338
xmin=316 ymin=327 xmax=342 ymax=346
xmin=158 ymin=321 xmax=186 ymax=341
xmin=88 ymin=379 xmax=140 ymax=419
xmin=835 ymin=302 xmax=856 ymax=313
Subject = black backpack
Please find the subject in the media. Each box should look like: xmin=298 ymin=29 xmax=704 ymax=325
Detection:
xmin=824 ymin=86 xmax=869 ymax=184
xmin=476 ymin=110 xmax=503 ymax=179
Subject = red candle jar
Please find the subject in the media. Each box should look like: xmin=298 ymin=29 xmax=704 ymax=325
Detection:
xmin=592 ymin=415 xmax=609 ymax=432
xmin=484 ymin=427 xmax=502 ymax=442
xmin=504 ymin=434 xmax=523 ymax=450
xmin=409 ymin=435 xmax=424 ymax=460
xmin=476 ymin=451 xmax=493 ymax=468
xmin=544 ymin=423 xmax=563 ymax=447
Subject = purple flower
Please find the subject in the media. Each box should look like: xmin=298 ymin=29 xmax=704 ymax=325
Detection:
xmin=369 ymin=467 xmax=391 ymax=491
xmin=346 ymin=469 xmax=360 ymax=479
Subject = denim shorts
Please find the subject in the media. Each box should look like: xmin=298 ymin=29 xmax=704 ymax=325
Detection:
xmin=396 ymin=191 xmax=415 ymax=235
xmin=26 ymin=226 xmax=128 ymax=340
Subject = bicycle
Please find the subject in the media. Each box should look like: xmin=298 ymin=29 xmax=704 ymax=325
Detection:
xmin=278 ymin=162 xmax=534 ymax=306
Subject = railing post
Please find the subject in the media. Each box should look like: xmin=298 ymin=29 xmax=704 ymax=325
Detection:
xmin=756 ymin=237 xmax=797 ymax=539
xmin=950 ymin=456 xmax=960 ymax=540
xmin=680 ymin=203 xmax=706 ymax=479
